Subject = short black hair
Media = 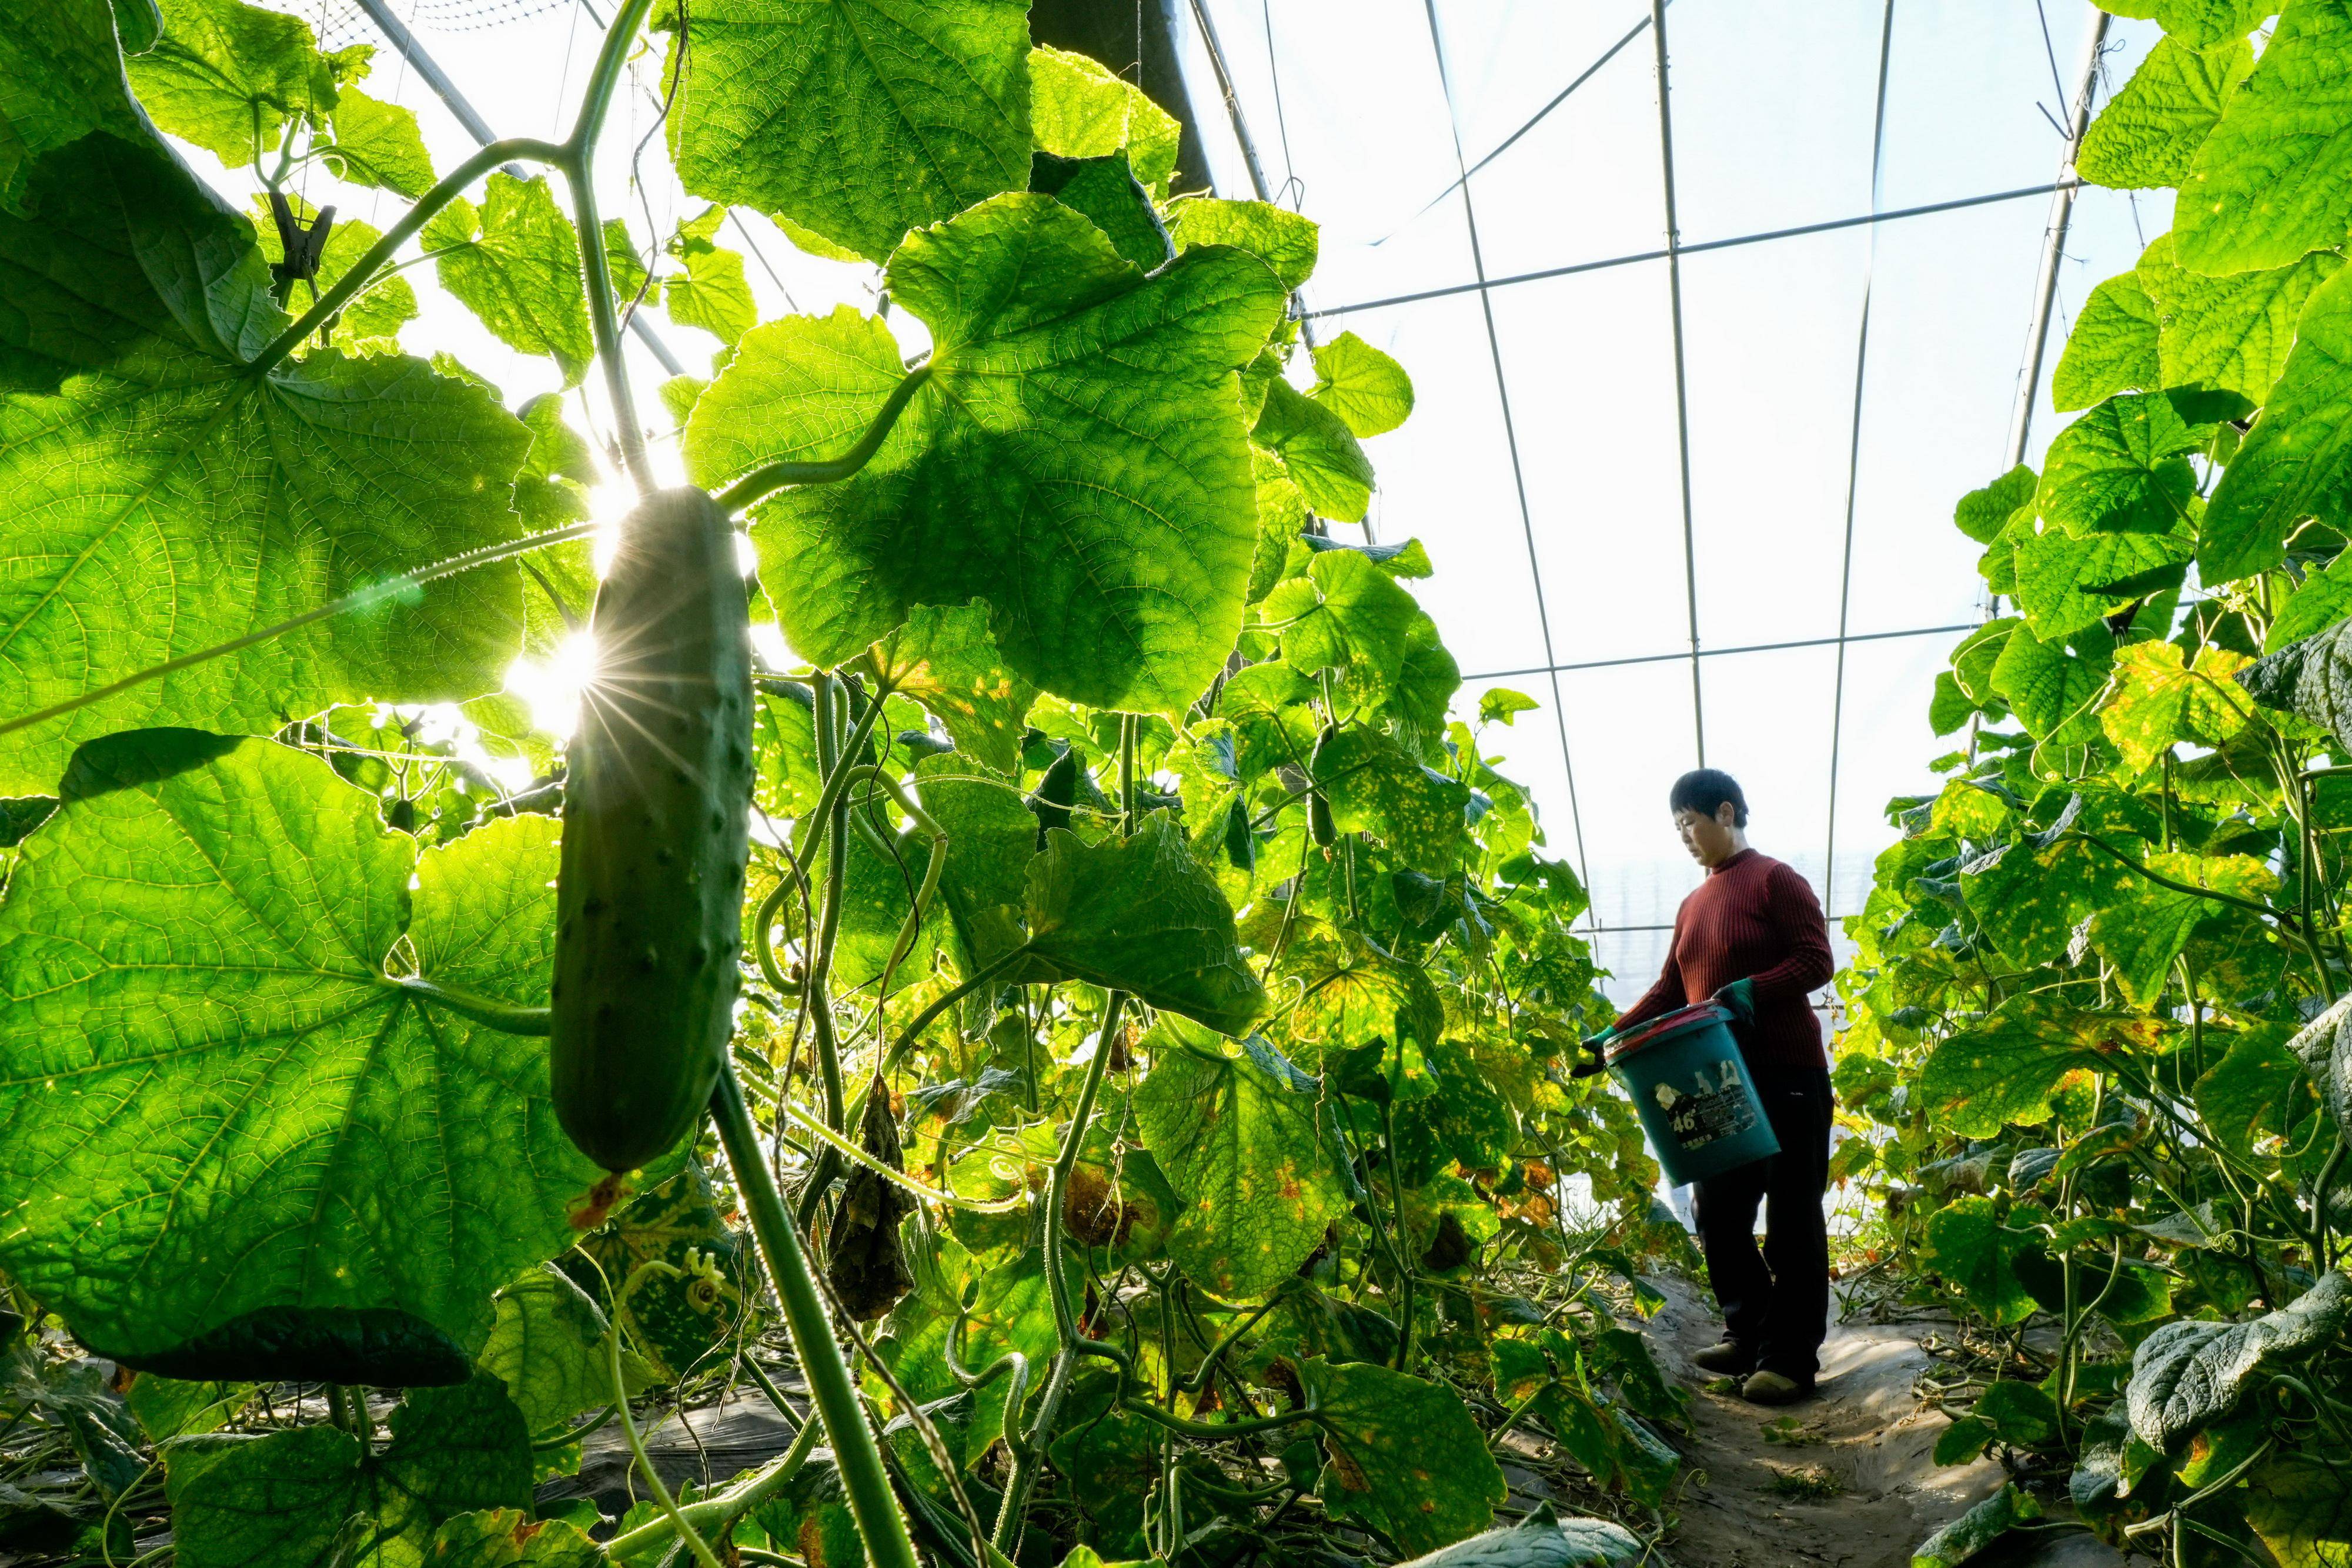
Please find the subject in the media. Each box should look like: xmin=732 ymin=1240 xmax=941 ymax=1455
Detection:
xmin=1669 ymin=768 xmax=1748 ymax=828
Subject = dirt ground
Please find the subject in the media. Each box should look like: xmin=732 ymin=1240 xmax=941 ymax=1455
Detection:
xmin=1633 ymin=1275 xmax=2152 ymax=1568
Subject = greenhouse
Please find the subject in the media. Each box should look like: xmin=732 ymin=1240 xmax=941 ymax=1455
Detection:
xmin=0 ymin=1 xmax=2346 ymax=1566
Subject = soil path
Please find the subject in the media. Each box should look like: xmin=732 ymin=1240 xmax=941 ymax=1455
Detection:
xmin=1633 ymin=1276 xmax=2141 ymax=1568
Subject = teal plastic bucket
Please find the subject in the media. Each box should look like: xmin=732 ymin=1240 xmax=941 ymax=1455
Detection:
xmin=1606 ymin=1001 xmax=1780 ymax=1186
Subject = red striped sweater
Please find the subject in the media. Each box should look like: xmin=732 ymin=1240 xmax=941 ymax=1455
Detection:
xmin=1615 ymin=849 xmax=1836 ymax=1071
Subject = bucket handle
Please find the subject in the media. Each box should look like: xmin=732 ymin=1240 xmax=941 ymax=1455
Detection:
xmin=1570 ymin=1027 xmax=1615 ymax=1078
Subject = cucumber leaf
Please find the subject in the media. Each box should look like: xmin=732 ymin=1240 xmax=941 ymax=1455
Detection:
xmin=2201 ymin=262 xmax=2352 ymax=582
xmin=1309 ymin=331 xmax=1416 ymax=438
xmin=0 ymin=135 xmax=533 ymax=794
xmin=0 ymin=737 xmax=606 ymax=1376
xmin=1295 ymin=1355 xmax=1507 ymax=1556
xmin=2077 ymin=34 xmax=2253 ymax=190
xmin=2176 ymin=0 xmax=2352 ymax=274
xmin=1030 ymin=44 xmax=1181 ymax=196
xmin=425 ymin=173 xmax=594 ymax=385
xmin=0 ymin=0 xmax=150 ymax=216
xmin=1919 ymin=1196 xmax=2038 ymax=1326
xmin=1134 ymin=1029 xmax=1343 ymax=1296
xmin=2139 ymin=232 xmax=2343 ymax=404
xmin=659 ymin=0 xmax=1031 ymax=264
xmin=2052 ymin=273 xmax=2160 ymax=411
xmin=2126 ymin=1271 xmax=2351 ymax=1450
xmin=1025 ymin=813 xmax=1264 ymax=1035
xmin=125 ymin=0 xmax=344 ymax=170
xmin=695 ymin=195 xmax=1288 ymax=716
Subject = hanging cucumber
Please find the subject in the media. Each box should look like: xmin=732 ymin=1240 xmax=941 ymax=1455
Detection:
xmin=1308 ymin=720 xmax=1338 ymax=848
xmin=552 ymin=486 xmax=754 ymax=1172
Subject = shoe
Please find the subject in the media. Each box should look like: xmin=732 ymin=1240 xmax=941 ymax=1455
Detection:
xmin=1692 ymin=1340 xmax=1756 ymax=1375
xmin=1740 ymin=1369 xmax=1814 ymax=1405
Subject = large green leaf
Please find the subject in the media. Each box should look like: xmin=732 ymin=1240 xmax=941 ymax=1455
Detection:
xmin=0 ymin=134 xmax=532 ymax=794
xmin=2194 ymin=1027 xmax=2322 ymax=1159
xmin=126 ymin=0 xmax=342 ymax=170
xmin=2036 ymin=393 xmax=2203 ymax=536
xmin=2140 ymin=232 xmax=2343 ymax=403
xmin=2052 ymin=273 xmax=2161 ymax=411
xmin=0 ymin=0 xmax=149 ymax=216
xmin=1266 ymin=549 xmax=1461 ymax=747
xmin=858 ymin=601 xmax=1037 ymax=775
xmin=693 ymin=197 xmax=1285 ymax=715
xmin=1029 ymin=44 xmax=1180 ymax=195
xmin=2202 ymin=262 xmax=2352 ymax=582
xmin=1310 ymin=331 xmax=1416 ymax=437
xmin=2098 ymin=641 xmax=2252 ymax=770
xmin=1273 ymin=920 xmax=1447 ymax=1065
xmin=2086 ymin=849 xmax=2274 ymax=1003
xmin=2078 ymin=35 xmax=2253 ymax=189
xmin=1987 ymin=619 xmax=2112 ymax=739
xmin=2010 ymin=523 xmax=2192 ymax=639
xmin=1134 ymin=1031 xmax=1344 ymax=1296
xmin=0 ymin=736 xmax=606 ymax=1375
xmin=2245 ymin=1453 xmax=2352 ymax=1567
xmin=1026 ymin=813 xmax=1264 ymax=1037
xmin=2176 ymin=0 xmax=2352 ymax=275
xmin=2239 ymin=609 xmax=2352 ymax=748
xmin=660 ymin=0 xmax=1031 ymax=263
xmin=1314 ymin=726 xmax=1469 ymax=874
xmin=1295 ymin=1356 xmax=1506 ymax=1556
xmin=1919 ymin=1197 xmax=2038 ymax=1326
xmin=1920 ymin=995 xmax=2158 ymax=1139
xmin=425 ymin=173 xmax=593 ymax=385
xmin=165 ymin=1373 xmax=533 ymax=1568
xmin=1255 ymin=377 xmax=1375 ymax=521
xmin=318 ymin=86 xmax=434 ymax=199
xmin=476 ymin=1265 xmax=616 ymax=1437
xmin=2126 ymin=1271 xmax=2351 ymax=1450
xmin=661 ymin=205 xmax=754 ymax=348
xmin=1169 ymin=198 xmax=1320 ymax=290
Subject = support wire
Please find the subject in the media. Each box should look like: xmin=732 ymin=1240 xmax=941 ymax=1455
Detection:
xmin=1650 ymin=0 xmax=1705 ymax=765
xmin=1307 ymin=178 xmax=2080 ymax=320
xmin=1419 ymin=1 xmax=1593 ymax=906
xmin=1823 ymin=0 xmax=1900 ymax=924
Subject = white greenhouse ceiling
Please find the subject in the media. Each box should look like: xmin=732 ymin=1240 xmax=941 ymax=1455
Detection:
xmin=290 ymin=0 xmax=2164 ymax=1003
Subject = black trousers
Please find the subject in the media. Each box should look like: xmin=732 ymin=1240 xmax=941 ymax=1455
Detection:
xmin=1692 ymin=1065 xmax=1834 ymax=1382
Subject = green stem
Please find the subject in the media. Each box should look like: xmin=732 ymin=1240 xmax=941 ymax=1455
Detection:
xmin=604 ymin=1398 xmax=822 ymax=1560
xmin=609 ymin=1266 xmax=724 ymax=1568
xmin=714 ymin=367 xmax=936 ymax=514
xmin=711 ymin=1064 xmax=921 ymax=1568
xmin=560 ymin=0 xmax=659 ymax=489
xmin=993 ymin=991 xmax=1134 ymax=1552
xmin=0 ymin=521 xmax=597 ymax=743
xmin=389 ymin=976 xmax=552 ymax=1034
xmin=1119 ymin=1398 xmax=1321 ymax=1439
xmin=1378 ymin=1096 xmax=1415 ymax=1372
xmin=250 ymin=138 xmax=567 ymax=371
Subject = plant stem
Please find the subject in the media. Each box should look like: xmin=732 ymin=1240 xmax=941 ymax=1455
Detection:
xmin=609 ymin=1269 xmax=724 ymax=1568
xmin=993 ymin=991 xmax=1133 ymax=1553
xmin=250 ymin=138 xmax=568 ymax=370
xmin=558 ymin=0 xmax=659 ymax=490
xmin=388 ymin=975 xmax=552 ymax=1033
xmin=711 ymin=1064 xmax=920 ymax=1568
xmin=603 ymin=1413 xmax=823 ymax=1563
xmin=714 ymin=368 xmax=936 ymax=514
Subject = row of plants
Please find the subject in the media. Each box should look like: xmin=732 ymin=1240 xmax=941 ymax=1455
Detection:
xmin=1843 ymin=2 xmax=2352 ymax=1563
xmin=0 ymin=2 xmax=1703 ymax=1566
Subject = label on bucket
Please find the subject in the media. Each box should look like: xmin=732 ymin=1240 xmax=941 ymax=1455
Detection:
xmin=1650 ymin=1058 xmax=1763 ymax=1150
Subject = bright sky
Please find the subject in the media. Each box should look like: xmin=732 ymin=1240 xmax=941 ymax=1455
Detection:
xmin=253 ymin=0 xmax=2165 ymax=1007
